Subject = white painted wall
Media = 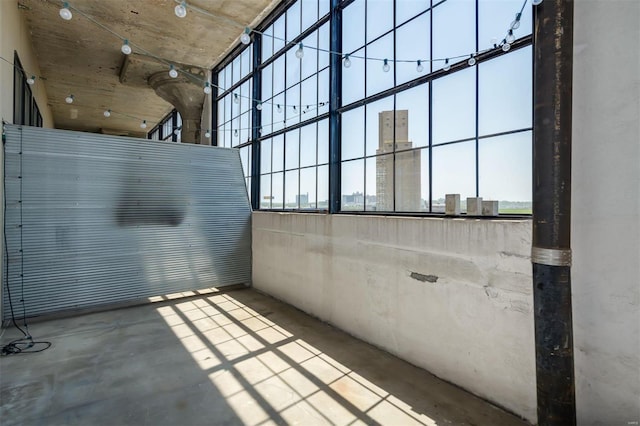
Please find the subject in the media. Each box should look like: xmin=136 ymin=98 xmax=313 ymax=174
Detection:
xmin=253 ymin=212 xmax=537 ymax=422
xmin=572 ymin=1 xmax=640 ymax=424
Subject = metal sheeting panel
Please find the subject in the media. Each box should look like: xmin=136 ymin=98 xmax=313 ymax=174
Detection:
xmin=2 ymin=125 xmax=251 ymax=320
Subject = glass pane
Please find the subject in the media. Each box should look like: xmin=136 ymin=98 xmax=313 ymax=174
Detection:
xmin=341 ymin=159 xmax=365 ymax=211
xmin=260 ymin=174 xmax=272 ymax=209
xmin=240 ymin=47 xmax=252 ymax=79
xmin=365 ymin=155 xmax=385 ymax=211
xmin=366 ymin=96 xmax=394 ymax=157
xmin=395 ymin=149 xmax=426 ymax=211
xmin=285 ymin=169 xmax=299 ymax=208
xmin=285 ymin=128 xmax=300 ymax=170
xmin=272 ymin=134 xmax=285 ymax=172
xmin=224 ymin=65 xmax=232 ymax=92
xmin=432 ymin=67 xmax=476 ymax=144
xmin=396 ymin=84 xmax=429 ymax=149
xmin=366 ymin=0 xmax=393 ymax=43
xmin=479 ymin=131 xmax=532 ymax=212
xmin=301 ymin=0 xmax=318 ymax=33
xmin=287 ymin=1 xmax=301 ymax=42
xmin=300 ymin=122 xmax=317 ymax=168
xmin=261 ymin=138 xmax=272 ymax=174
xmin=239 ymin=112 xmax=250 ymax=145
xmin=285 ymin=84 xmax=301 ymax=125
xmin=301 ymin=75 xmax=317 ymax=118
xmin=432 ymin=0 xmax=476 ymax=66
xmin=272 ymin=92 xmax=285 ymax=133
xmin=217 ymin=70 xmax=225 ymax=92
xmin=272 ymin=172 xmax=284 ymax=209
xmin=317 ymin=165 xmax=329 ymax=209
xmin=262 ymin=25 xmax=274 ymax=62
xmin=261 ymin=100 xmax=273 ymax=136
xmin=240 ymin=146 xmax=250 ymax=177
xmin=274 ymin=16 xmax=286 ymax=54
xmin=319 ymin=0 xmax=330 ymax=17
xmin=479 ymin=46 xmax=532 ymax=136
xmin=396 ymin=0 xmax=429 ymax=26
xmin=317 ymin=118 xmax=329 ymax=164
xmin=343 ymin=0 xmax=365 ymax=54
xmin=479 ymin=0 xmax=532 ymax=52
xmin=432 ymin=141 xmax=476 ymax=213
xmin=217 ymin=126 xmax=225 ymax=148
xmin=366 ymin=33 xmax=394 ymax=97
xmin=301 ymin=31 xmax=318 ymax=80
xmin=341 ymin=106 xmax=365 ymax=160
xmin=317 ymin=68 xmax=330 ymax=115
xmin=300 ymin=167 xmax=317 ymax=209
xmin=342 ymin=47 xmax=365 ymax=106
xmin=232 ymin=56 xmax=241 ymax=85
xmin=396 ymin=11 xmax=430 ymax=85
xmin=273 ymin=55 xmax=286 ymax=95
xmin=318 ymin=23 xmax=330 ymax=70
xmin=224 ymin=94 xmax=232 ymax=123
xmin=246 ymin=177 xmax=252 ymax=201
xmin=262 ymin=64 xmax=273 ymax=102
xmin=286 ymin=45 xmax=302 ymax=89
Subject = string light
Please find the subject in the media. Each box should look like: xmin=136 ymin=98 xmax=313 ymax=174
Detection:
xmin=511 ymin=13 xmax=522 ymax=30
xmin=256 ymin=102 xmax=263 ymax=110
xmin=382 ymin=59 xmax=390 ymax=72
xmin=532 ymin=0 xmax=543 ymax=5
xmin=103 ymin=109 xmax=111 ymax=117
xmin=502 ymin=43 xmax=511 ymax=52
xmin=506 ymin=30 xmax=516 ymax=44
xmin=65 ymin=94 xmax=74 ymax=104
xmin=174 ymin=127 xmax=181 ymax=136
xmin=240 ymin=27 xmax=251 ymax=45
xmin=140 ymin=120 xmax=147 ymax=129
xmin=26 ymin=75 xmax=36 ymax=85
xmin=277 ymin=104 xmax=282 ymax=113
xmin=295 ymin=43 xmax=304 ymax=59
xmin=204 ymin=129 xmax=211 ymax=138
xmin=169 ymin=65 xmax=179 ymax=78
xmin=121 ymin=39 xmax=132 ymax=55
xmin=203 ymin=82 xmax=212 ymax=94
xmin=416 ymin=60 xmax=424 ymax=73
xmin=233 ymin=93 xmax=240 ymax=104
xmin=343 ymin=54 xmax=351 ymax=68
xmin=234 ymin=129 xmax=238 ymax=137
xmin=443 ymin=58 xmax=451 ymax=71
xmin=468 ymin=55 xmax=476 ymax=66
xmin=59 ymin=2 xmax=72 ymax=20
xmin=174 ymin=1 xmax=187 ymax=18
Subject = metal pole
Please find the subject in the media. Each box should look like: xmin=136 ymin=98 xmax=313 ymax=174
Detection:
xmin=532 ymin=0 xmax=576 ymax=424
xmin=328 ymin=0 xmax=341 ymax=214
xmin=251 ymin=34 xmax=262 ymax=210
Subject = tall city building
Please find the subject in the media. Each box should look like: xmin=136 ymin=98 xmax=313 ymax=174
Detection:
xmin=376 ymin=110 xmax=421 ymax=211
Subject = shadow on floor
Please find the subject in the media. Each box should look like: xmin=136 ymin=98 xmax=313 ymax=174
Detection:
xmin=0 ymin=287 xmax=528 ymax=426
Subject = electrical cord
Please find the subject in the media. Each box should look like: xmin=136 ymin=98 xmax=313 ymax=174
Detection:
xmin=1 ymin=127 xmax=51 ymax=356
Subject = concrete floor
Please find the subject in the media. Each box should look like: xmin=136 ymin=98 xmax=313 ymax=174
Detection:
xmin=0 ymin=288 xmax=528 ymax=426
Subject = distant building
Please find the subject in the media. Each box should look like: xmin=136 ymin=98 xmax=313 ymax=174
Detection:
xmin=376 ymin=110 xmax=421 ymax=211
xmin=296 ymin=193 xmax=309 ymax=206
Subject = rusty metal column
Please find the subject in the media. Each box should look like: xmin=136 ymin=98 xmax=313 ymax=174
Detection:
xmin=532 ymin=0 xmax=576 ymax=425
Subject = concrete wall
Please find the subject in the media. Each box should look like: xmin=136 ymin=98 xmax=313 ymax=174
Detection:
xmin=253 ymin=212 xmax=537 ymax=422
xmin=572 ymin=1 xmax=640 ymax=424
xmin=1 ymin=0 xmax=54 ymax=324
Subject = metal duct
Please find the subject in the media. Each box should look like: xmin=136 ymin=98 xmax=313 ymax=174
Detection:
xmin=2 ymin=125 xmax=251 ymax=320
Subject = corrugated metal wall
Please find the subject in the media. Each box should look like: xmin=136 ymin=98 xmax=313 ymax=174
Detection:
xmin=2 ymin=125 xmax=251 ymax=320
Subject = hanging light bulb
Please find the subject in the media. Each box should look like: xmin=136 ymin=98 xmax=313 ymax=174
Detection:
xmin=121 ymin=39 xmax=132 ymax=55
xmin=204 ymin=129 xmax=211 ymax=138
xmin=416 ymin=60 xmax=424 ymax=73
xmin=174 ymin=127 xmax=181 ymax=136
xmin=277 ymin=104 xmax=282 ymax=113
xmin=305 ymin=105 xmax=310 ymax=113
xmin=203 ymin=82 xmax=212 ymax=94
xmin=382 ymin=59 xmax=390 ymax=72
xmin=65 ymin=94 xmax=74 ymax=104
xmin=234 ymin=129 xmax=238 ymax=137
xmin=506 ymin=29 xmax=515 ymax=44
xmin=256 ymin=102 xmax=263 ymax=111
xmin=532 ymin=0 xmax=543 ymax=5
xmin=26 ymin=75 xmax=36 ymax=85
xmin=502 ymin=42 xmax=511 ymax=52
xmin=175 ymin=1 xmax=187 ymax=18
xmin=343 ymin=54 xmax=351 ymax=68
xmin=233 ymin=93 xmax=239 ymax=104
xmin=59 ymin=2 xmax=72 ymax=20
xmin=511 ymin=13 xmax=522 ymax=30
xmin=169 ymin=65 xmax=178 ymax=78
xmin=140 ymin=120 xmax=147 ymax=129
xmin=468 ymin=55 xmax=476 ymax=66
xmin=443 ymin=58 xmax=451 ymax=71
xmin=295 ymin=43 xmax=304 ymax=59
xmin=240 ymin=27 xmax=251 ymax=45
xmin=103 ymin=109 xmax=111 ymax=117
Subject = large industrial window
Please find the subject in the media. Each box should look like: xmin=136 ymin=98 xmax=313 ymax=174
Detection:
xmin=148 ymin=109 xmax=182 ymax=142
xmin=13 ymin=52 xmax=43 ymax=127
xmin=213 ymin=0 xmax=533 ymax=215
